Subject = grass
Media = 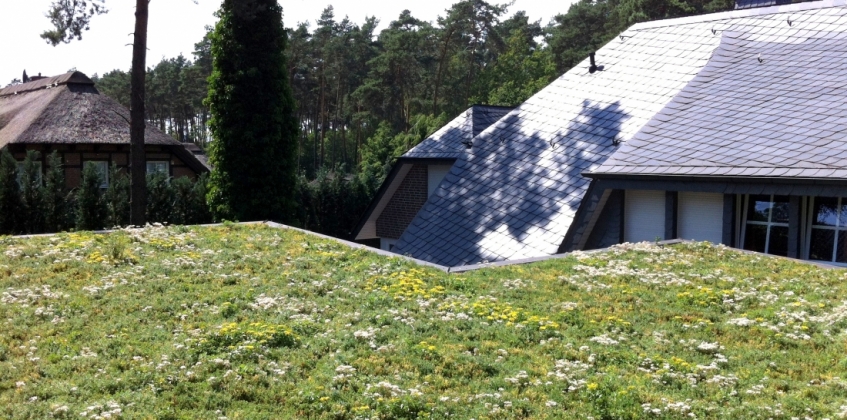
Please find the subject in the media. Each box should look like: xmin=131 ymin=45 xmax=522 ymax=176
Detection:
xmin=1 ymin=224 xmax=847 ymax=419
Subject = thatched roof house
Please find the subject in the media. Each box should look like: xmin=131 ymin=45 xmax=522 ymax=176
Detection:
xmin=0 ymin=71 xmax=209 ymax=188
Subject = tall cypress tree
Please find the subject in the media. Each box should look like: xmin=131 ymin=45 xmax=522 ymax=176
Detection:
xmin=206 ymin=0 xmax=298 ymax=222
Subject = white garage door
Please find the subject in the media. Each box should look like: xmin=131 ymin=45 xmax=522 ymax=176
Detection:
xmin=625 ymin=190 xmax=666 ymax=243
xmin=678 ymin=192 xmax=723 ymax=244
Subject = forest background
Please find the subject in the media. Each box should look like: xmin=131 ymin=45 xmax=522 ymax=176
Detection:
xmin=64 ymin=0 xmax=733 ymax=238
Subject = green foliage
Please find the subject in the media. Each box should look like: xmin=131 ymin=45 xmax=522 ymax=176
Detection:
xmin=40 ymin=0 xmax=107 ymax=46
xmin=145 ymin=172 xmax=175 ymax=224
xmin=42 ymin=151 xmax=69 ymax=233
xmin=2 ymin=227 xmax=847 ymax=417
xmin=357 ymin=121 xmax=403 ymax=186
xmin=0 ymin=149 xmax=22 ymax=234
xmin=19 ymin=150 xmax=45 ymax=234
xmin=295 ymin=168 xmax=373 ymax=238
xmin=104 ymin=163 xmax=130 ymax=228
xmin=75 ymin=161 xmax=107 ymax=231
xmin=473 ymin=27 xmax=557 ymax=106
xmin=358 ymin=114 xmax=446 ymax=187
xmin=206 ymin=0 xmax=299 ymax=223
xmin=172 ymin=173 xmax=211 ymax=225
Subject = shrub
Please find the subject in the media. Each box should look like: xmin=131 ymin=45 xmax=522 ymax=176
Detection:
xmin=75 ymin=161 xmax=107 ymax=231
xmin=42 ymin=151 xmax=70 ymax=233
xmin=172 ymin=174 xmax=212 ymax=225
xmin=146 ymin=172 xmax=175 ymax=224
xmin=295 ymin=167 xmax=374 ymax=239
xmin=104 ymin=163 xmax=130 ymax=228
xmin=0 ymin=149 xmax=22 ymax=234
xmin=19 ymin=150 xmax=45 ymax=233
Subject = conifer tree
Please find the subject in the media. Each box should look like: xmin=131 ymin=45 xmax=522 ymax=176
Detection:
xmin=42 ymin=151 xmax=68 ymax=233
xmin=104 ymin=163 xmax=130 ymax=228
xmin=0 ymin=149 xmax=22 ymax=234
xmin=76 ymin=162 xmax=107 ymax=231
xmin=20 ymin=150 xmax=45 ymax=234
xmin=206 ymin=0 xmax=298 ymax=223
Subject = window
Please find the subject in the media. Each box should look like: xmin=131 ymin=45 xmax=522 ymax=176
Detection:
xmin=806 ymin=197 xmax=847 ymax=263
xmin=741 ymin=195 xmax=789 ymax=256
xmin=16 ymin=161 xmax=43 ymax=186
xmin=146 ymin=161 xmax=169 ymax=175
xmin=85 ymin=161 xmax=109 ymax=189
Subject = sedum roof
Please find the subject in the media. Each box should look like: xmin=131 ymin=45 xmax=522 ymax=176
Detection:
xmin=394 ymin=0 xmax=847 ymax=267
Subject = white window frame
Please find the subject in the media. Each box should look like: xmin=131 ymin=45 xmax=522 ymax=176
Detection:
xmin=740 ymin=194 xmax=789 ymax=255
xmin=146 ymin=160 xmax=170 ymax=176
xmin=804 ymin=196 xmax=847 ymax=264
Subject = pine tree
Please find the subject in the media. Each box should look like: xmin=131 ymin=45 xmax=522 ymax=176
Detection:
xmin=104 ymin=163 xmax=130 ymax=228
xmin=42 ymin=151 xmax=68 ymax=233
xmin=19 ymin=150 xmax=45 ymax=234
xmin=76 ymin=162 xmax=107 ymax=231
xmin=206 ymin=0 xmax=299 ymax=222
xmin=0 ymin=149 xmax=22 ymax=234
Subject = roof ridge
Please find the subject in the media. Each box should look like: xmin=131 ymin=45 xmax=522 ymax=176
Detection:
xmin=628 ymin=0 xmax=847 ymax=32
xmin=0 ymin=71 xmax=94 ymax=98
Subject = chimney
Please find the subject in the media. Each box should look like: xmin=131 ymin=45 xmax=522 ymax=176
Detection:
xmin=29 ymin=72 xmax=47 ymax=82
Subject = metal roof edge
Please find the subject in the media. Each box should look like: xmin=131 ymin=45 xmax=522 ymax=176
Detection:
xmin=581 ymin=172 xmax=847 ymax=185
xmin=629 ymin=0 xmax=847 ymax=31
xmin=265 ymin=221 xmax=451 ymax=272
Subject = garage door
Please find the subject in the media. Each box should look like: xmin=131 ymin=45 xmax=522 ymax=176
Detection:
xmin=624 ymin=190 xmax=665 ymax=243
xmin=678 ymin=192 xmax=723 ymax=244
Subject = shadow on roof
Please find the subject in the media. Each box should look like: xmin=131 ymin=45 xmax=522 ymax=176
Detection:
xmin=395 ymin=100 xmax=627 ymax=266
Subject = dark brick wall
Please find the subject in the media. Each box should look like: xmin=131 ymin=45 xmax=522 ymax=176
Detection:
xmin=376 ymin=164 xmax=428 ymax=239
xmin=8 ymin=144 xmax=198 ymax=189
xmin=584 ymin=190 xmax=624 ymax=250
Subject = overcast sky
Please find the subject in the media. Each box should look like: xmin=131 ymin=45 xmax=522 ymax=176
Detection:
xmin=1 ymin=0 xmax=576 ymax=86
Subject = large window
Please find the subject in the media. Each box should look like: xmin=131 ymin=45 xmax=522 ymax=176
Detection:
xmin=84 ymin=161 xmax=109 ymax=189
xmin=741 ymin=195 xmax=789 ymax=256
xmin=146 ymin=161 xmax=169 ymax=175
xmin=806 ymin=197 xmax=847 ymax=263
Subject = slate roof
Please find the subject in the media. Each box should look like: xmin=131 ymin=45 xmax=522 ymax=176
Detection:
xmin=403 ymin=105 xmax=513 ymax=159
xmin=352 ymin=105 xmax=510 ymax=240
xmin=394 ymin=0 xmax=847 ymax=267
xmin=593 ymin=9 xmax=847 ymax=179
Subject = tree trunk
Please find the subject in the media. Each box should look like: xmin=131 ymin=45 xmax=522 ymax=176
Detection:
xmin=130 ymin=0 xmax=148 ymax=226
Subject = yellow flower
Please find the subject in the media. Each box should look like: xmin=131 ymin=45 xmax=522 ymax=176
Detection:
xmin=587 ymin=383 xmax=598 ymax=391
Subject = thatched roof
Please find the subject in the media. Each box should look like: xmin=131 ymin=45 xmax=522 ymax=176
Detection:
xmin=0 ymin=71 xmax=181 ymax=148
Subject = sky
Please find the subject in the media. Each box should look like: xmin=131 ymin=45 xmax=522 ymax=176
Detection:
xmin=1 ymin=0 xmax=576 ymax=86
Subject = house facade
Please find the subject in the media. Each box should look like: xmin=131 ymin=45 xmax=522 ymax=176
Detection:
xmin=0 ymin=72 xmax=209 ymax=188
xmin=581 ymin=9 xmax=847 ymax=263
xmin=355 ymin=0 xmax=847 ymax=267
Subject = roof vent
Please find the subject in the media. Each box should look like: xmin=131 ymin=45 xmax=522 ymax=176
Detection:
xmin=588 ymin=53 xmax=604 ymax=74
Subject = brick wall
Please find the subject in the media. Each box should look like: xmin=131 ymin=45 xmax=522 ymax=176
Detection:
xmin=376 ymin=164 xmax=428 ymax=239
xmin=9 ymin=144 xmax=200 ymax=189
